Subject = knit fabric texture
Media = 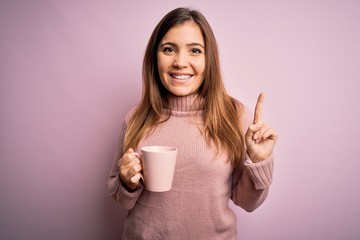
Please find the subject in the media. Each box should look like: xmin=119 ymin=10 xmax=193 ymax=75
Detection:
xmin=108 ymin=94 xmax=274 ymax=240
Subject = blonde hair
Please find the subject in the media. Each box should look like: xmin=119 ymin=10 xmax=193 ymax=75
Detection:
xmin=123 ymin=8 xmax=245 ymax=166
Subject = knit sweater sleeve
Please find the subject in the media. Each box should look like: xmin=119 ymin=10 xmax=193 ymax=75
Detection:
xmin=107 ymin=109 xmax=143 ymax=209
xmin=230 ymin=104 xmax=274 ymax=212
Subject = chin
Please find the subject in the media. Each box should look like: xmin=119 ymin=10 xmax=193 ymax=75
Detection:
xmin=167 ymin=89 xmax=190 ymax=97
xmin=171 ymin=91 xmax=193 ymax=97
xmin=171 ymin=93 xmax=186 ymax=97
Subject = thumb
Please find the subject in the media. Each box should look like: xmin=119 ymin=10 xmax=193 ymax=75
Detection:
xmin=126 ymin=148 xmax=141 ymax=161
xmin=127 ymin=148 xmax=134 ymax=153
xmin=245 ymin=123 xmax=262 ymax=140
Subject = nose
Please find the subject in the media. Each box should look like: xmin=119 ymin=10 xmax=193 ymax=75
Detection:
xmin=173 ymin=52 xmax=188 ymax=69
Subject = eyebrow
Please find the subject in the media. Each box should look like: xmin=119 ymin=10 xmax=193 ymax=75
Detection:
xmin=160 ymin=42 xmax=205 ymax=49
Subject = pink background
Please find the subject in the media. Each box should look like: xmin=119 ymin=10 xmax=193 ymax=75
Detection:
xmin=1 ymin=0 xmax=359 ymax=239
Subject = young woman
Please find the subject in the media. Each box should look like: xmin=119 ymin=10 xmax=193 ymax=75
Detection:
xmin=108 ymin=7 xmax=277 ymax=239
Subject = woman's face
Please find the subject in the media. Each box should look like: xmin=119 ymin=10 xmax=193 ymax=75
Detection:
xmin=157 ymin=21 xmax=205 ymax=97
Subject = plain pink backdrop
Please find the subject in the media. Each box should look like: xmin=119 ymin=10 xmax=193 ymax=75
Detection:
xmin=1 ymin=0 xmax=359 ymax=239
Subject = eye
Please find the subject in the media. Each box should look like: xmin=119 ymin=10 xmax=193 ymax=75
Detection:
xmin=163 ymin=47 xmax=175 ymax=53
xmin=191 ymin=48 xmax=202 ymax=54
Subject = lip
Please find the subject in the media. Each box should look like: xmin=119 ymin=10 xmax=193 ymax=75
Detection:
xmin=169 ymin=75 xmax=193 ymax=84
xmin=170 ymin=71 xmax=193 ymax=75
xmin=169 ymin=72 xmax=194 ymax=82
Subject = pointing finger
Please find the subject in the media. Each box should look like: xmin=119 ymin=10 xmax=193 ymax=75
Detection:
xmin=253 ymin=92 xmax=265 ymax=124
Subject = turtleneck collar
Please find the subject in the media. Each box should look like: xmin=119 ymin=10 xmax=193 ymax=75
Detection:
xmin=164 ymin=94 xmax=204 ymax=112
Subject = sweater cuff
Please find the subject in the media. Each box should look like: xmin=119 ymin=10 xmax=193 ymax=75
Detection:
xmin=244 ymin=154 xmax=274 ymax=190
xmin=113 ymin=173 xmax=143 ymax=209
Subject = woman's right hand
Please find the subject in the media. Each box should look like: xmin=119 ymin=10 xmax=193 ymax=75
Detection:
xmin=118 ymin=148 xmax=143 ymax=191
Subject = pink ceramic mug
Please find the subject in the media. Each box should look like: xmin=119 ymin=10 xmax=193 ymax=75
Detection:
xmin=135 ymin=146 xmax=178 ymax=192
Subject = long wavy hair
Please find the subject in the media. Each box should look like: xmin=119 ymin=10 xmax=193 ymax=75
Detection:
xmin=123 ymin=7 xmax=245 ymax=166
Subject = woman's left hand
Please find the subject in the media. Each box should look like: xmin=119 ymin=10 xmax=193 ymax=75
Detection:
xmin=245 ymin=93 xmax=278 ymax=163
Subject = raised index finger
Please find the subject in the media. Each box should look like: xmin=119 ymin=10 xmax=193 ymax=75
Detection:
xmin=253 ymin=92 xmax=264 ymax=124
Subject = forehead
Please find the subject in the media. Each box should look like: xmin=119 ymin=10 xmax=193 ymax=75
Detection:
xmin=161 ymin=21 xmax=204 ymax=44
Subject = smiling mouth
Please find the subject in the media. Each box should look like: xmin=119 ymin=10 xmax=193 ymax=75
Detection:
xmin=170 ymin=74 xmax=193 ymax=80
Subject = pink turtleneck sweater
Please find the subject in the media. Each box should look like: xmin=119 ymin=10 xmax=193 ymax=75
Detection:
xmin=108 ymin=95 xmax=274 ymax=240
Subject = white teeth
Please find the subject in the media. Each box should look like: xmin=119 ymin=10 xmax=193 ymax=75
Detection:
xmin=172 ymin=74 xmax=191 ymax=80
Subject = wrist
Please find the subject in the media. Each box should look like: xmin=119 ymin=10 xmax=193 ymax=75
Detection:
xmin=247 ymin=151 xmax=267 ymax=163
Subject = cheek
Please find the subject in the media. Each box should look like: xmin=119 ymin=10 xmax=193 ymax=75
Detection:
xmin=157 ymin=54 xmax=165 ymax=68
xmin=157 ymin=57 xmax=163 ymax=72
xmin=193 ymin=58 xmax=205 ymax=75
xmin=196 ymin=67 xmax=205 ymax=80
xmin=157 ymin=58 xmax=171 ymax=75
